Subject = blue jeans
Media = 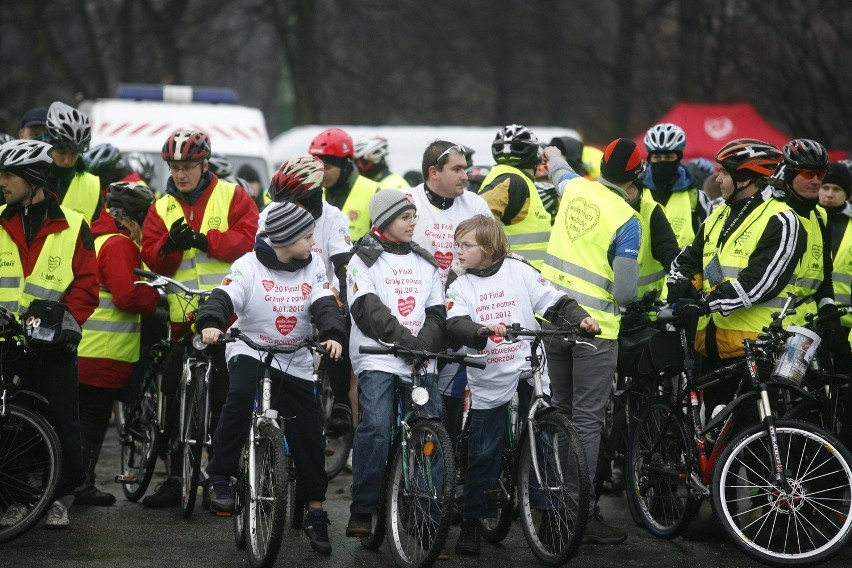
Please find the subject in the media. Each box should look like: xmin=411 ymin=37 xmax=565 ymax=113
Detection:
xmin=350 ymin=370 xmax=442 ymax=515
xmin=463 ymin=402 xmax=508 ymax=519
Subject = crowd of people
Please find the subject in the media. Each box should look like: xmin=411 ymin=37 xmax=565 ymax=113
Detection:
xmin=1 ymin=102 xmax=851 ymax=559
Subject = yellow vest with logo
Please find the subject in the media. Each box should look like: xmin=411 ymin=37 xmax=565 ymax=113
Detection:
xmin=0 ymin=205 xmax=83 ymax=316
xmin=636 ymin=191 xmax=668 ymax=301
xmin=154 ymin=181 xmax=237 ymax=323
xmin=787 ymin=209 xmax=826 ymax=326
xmin=656 ymin=190 xmax=695 ymax=248
xmin=334 ymin=175 xmax=380 ymax=242
xmin=479 ymin=164 xmax=552 ymax=269
xmin=377 ymin=172 xmax=409 ymax=190
xmin=62 ymin=171 xmax=100 ymax=223
xmin=542 ymin=177 xmax=638 ymax=339
xmin=77 ymin=234 xmax=141 ymax=363
xmin=696 ymin=198 xmax=797 ymax=358
xmin=827 ymin=209 xmax=852 ymax=328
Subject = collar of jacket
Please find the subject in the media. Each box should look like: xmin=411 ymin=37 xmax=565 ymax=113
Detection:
xmin=254 ymin=235 xmax=312 ymax=272
xmin=165 ymin=171 xmax=214 ymax=205
xmin=353 ymin=230 xmax=439 ymax=269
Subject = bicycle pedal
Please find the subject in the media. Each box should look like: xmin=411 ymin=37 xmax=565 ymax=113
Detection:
xmin=114 ymin=475 xmax=136 ymax=484
xmin=212 ymin=510 xmax=232 ymax=517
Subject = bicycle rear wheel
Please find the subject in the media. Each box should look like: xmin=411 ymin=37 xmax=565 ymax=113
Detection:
xmin=626 ymin=396 xmax=699 ymax=538
xmin=234 ymin=439 xmax=248 ymax=549
xmin=319 ymin=370 xmax=353 ymax=480
xmin=246 ymin=421 xmax=288 ymax=568
xmin=118 ymin=388 xmax=160 ymax=502
xmin=713 ymin=419 xmax=852 ymax=566
xmin=385 ymin=418 xmax=455 ymax=568
xmin=181 ymin=365 xmax=207 ymax=519
xmin=481 ymin=450 xmax=515 ymax=543
xmin=0 ymin=403 xmax=62 ymax=543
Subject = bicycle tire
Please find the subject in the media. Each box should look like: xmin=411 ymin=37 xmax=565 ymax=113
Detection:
xmin=181 ymin=364 xmax=207 ymax=519
xmin=118 ymin=388 xmax=160 ymax=502
xmin=234 ymin=439 xmax=248 ymax=549
xmin=712 ymin=419 xmax=852 ymax=566
xmin=360 ymin=488 xmax=388 ymax=551
xmin=246 ymin=421 xmax=288 ymax=568
xmin=284 ymin=449 xmax=301 ymax=530
xmin=481 ymin=450 xmax=515 ymax=544
xmin=0 ymin=403 xmax=62 ymax=543
xmin=626 ymin=396 xmax=698 ymax=539
xmin=516 ymin=411 xmax=588 ymax=566
xmin=385 ymin=417 xmax=456 ymax=568
xmin=319 ymin=370 xmax=353 ymax=480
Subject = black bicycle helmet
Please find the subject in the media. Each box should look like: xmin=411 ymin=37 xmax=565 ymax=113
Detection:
xmin=106 ymin=181 xmax=155 ymax=223
xmin=492 ymin=124 xmax=540 ymax=168
xmin=715 ymin=139 xmax=782 ymax=180
xmin=83 ymin=144 xmax=124 ymax=176
xmin=782 ymin=138 xmax=829 ymax=171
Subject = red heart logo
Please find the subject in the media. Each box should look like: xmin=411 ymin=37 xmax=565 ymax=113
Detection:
xmin=275 ymin=315 xmax=297 ymax=336
xmin=262 ymin=279 xmax=274 ymax=292
xmin=301 ymin=283 xmax=312 ymax=297
xmin=398 ymin=296 xmax=416 ymax=317
xmin=434 ymin=251 xmax=453 ymax=270
xmin=489 ymin=322 xmax=507 ymax=345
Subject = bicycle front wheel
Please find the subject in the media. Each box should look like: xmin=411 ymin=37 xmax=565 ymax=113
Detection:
xmin=516 ymin=411 xmax=588 ymax=566
xmin=234 ymin=439 xmax=248 ymax=549
xmin=626 ymin=396 xmax=699 ymax=538
xmin=246 ymin=421 xmax=288 ymax=568
xmin=0 ymin=403 xmax=62 ymax=544
xmin=181 ymin=365 xmax=208 ymax=519
xmin=118 ymin=388 xmax=160 ymax=502
xmin=386 ymin=418 xmax=455 ymax=568
xmin=319 ymin=370 xmax=353 ymax=480
xmin=481 ymin=450 xmax=515 ymax=543
xmin=713 ymin=419 xmax=852 ymax=566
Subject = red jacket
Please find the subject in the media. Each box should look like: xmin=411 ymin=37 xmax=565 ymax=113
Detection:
xmin=78 ymin=212 xmax=162 ymax=389
xmin=0 ymin=195 xmax=98 ymax=325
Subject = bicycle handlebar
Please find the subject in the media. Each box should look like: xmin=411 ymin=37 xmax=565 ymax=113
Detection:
xmin=502 ymin=322 xmax=597 ymax=341
xmin=224 ymin=328 xmax=328 ymax=357
xmin=133 ymin=268 xmax=210 ymax=297
xmin=358 ymin=342 xmax=487 ymax=370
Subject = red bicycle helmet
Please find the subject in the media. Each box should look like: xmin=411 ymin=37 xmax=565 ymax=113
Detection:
xmin=267 ymin=156 xmax=325 ymax=202
xmin=161 ymin=130 xmax=211 ymax=162
xmin=308 ymin=128 xmax=354 ymax=159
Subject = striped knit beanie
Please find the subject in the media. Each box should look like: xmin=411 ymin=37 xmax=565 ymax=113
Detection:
xmin=264 ymin=201 xmax=315 ymax=246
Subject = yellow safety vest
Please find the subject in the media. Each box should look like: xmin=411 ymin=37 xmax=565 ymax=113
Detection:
xmin=77 ymin=233 xmax=141 ymax=363
xmin=653 ymin=190 xmax=695 ymax=248
xmin=636 ymin=191 xmax=667 ymax=301
xmin=826 ymin=209 xmax=852 ymax=328
xmin=61 ymin=171 xmax=100 ymax=223
xmin=787 ymin=209 xmax=826 ymax=326
xmin=542 ymin=177 xmax=638 ymax=339
xmin=696 ymin=198 xmax=797 ymax=358
xmin=154 ymin=181 xmax=237 ymax=323
xmin=0 ymin=205 xmax=83 ymax=316
xmin=332 ymin=175 xmax=380 ymax=241
xmin=377 ymin=172 xmax=409 ymax=190
xmin=479 ymin=164 xmax=552 ymax=269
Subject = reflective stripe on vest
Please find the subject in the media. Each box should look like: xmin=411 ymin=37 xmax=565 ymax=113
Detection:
xmin=636 ymin=191 xmax=667 ymax=300
xmin=787 ymin=209 xmax=825 ymax=326
xmin=154 ymin=181 xmax=236 ymax=322
xmin=542 ymin=177 xmax=637 ymax=339
xmin=479 ymin=164 xmax=551 ymax=269
xmin=61 ymin=171 xmax=100 ymax=223
xmin=825 ymin=207 xmax=852 ymax=327
xmin=0 ymin=205 xmax=83 ymax=316
xmin=336 ymin=175 xmax=380 ymax=242
xmin=77 ymin=233 xmax=141 ymax=363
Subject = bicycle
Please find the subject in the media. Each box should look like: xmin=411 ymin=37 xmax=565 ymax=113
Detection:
xmin=626 ymin=298 xmax=852 ymax=565
xmin=130 ymin=268 xmax=214 ymax=519
xmin=223 ymin=328 xmax=328 ymax=567
xmin=313 ymin=354 xmax=353 ymax=480
xmin=0 ymin=307 xmax=62 ymax=543
xmin=356 ymin=341 xmax=482 ymax=568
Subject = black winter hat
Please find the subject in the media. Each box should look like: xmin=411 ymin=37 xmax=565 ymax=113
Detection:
xmin=599 ymin=138 xmax=645 ymax=184
xmin=823 ymin=162 xmax=852 ymax=198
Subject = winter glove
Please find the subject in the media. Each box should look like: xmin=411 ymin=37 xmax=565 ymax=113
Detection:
xmin=817 ymin=304 xmax=846 ymax=354
xmin=674 ymin=298 xmax=710 ymax=340
xmin=667 ymin=278 xmax=699 ymax=304
xmin=167 ymin=218 xmax=196 ymax=250
xmin=192 ymin=231 xmax=209 ymax=252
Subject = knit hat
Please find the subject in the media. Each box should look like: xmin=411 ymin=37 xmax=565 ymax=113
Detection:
xmin=823 ymin=162 xmax=852 ymax=198
xmin=599 ymin=138 xmax=645 ymax=184
xmin=370 ymin=189 xmax=415 ymax=231
xmin=264 ymin=201 xmax=315 ymax=246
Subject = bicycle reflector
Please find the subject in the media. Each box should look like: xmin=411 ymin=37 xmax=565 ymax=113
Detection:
xmin=411 ymin=386 xmax=429 ymax=407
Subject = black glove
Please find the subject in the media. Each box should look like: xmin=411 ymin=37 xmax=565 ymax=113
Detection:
xmin=168 ymin=219 xmax=197 ymax=250
xmin=817 ymin=304 xmax=843 ymax=349
xmin=667 ymin=278 xmax=699 ymax=303
xmin=673 ymin=298 xmax=710 ymax=338
xmin=192 ymin=231 xmax=209 ymax=252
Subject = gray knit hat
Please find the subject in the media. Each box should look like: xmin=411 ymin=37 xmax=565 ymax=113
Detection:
xmin=370 ymin=189 xmax=415 ymax=231
xmin=264 ymin=202 xmax=315 ymax=246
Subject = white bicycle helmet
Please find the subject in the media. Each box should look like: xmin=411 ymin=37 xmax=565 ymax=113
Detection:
xmin=644 ymin=123 xmax=687 ymax=154
xmin=45 ymin=101 xmax=92 ymax=153
xmin=354 ymin=136 xmax=390 ymax=164
xmin=0 ymin=139 xmax=54 ymax=169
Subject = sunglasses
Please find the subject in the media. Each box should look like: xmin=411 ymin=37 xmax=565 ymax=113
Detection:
xmin=796 ymin=168 xmax=827 ymax=181
xmin=433 ymin=145 xmax=466 ymax=167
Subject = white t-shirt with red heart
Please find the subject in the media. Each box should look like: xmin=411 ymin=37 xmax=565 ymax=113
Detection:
xmin=404 ymin=184 xmax=492 ymax=288
xmin=218 ymin=251 xmax=334 ymax=381
xmin=446 ymin=257 xmax=564 ymax=410
xmin=347 ymin=249 xmax=444 ymax=377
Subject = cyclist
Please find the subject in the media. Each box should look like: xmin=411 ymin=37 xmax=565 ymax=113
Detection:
xmin=42 ymin=101 xmax=103 ymax=222
xmin=643 ymin=123 xmax=711 ymax=248
xmin=354 ymin=135 xmax=408 ymax=189
xmin=0 ymin=139 xmax=99 ymax=528
xmin=197 ymin=201 xmax=345 ymax=555
xmin=345 ymin=189 xmax=447 ymax=537
xmin=124 ymin=152 xmax=156 ymax=187
xmin=309 ymin=127 xmax=380 ymax=241
xmin=261 ymin=156 xmax=355 ymax=432
xmin=542 ymin=138 xmax=644 ymax=544
xmin=75 ymin=182 xmax=161 ymax=506
xmin=445 ymin=214 xmax=599 ymax=555
xmin=478 ymin=124 xmax=551 ymax=269
xmin=18 ymin=107 xmax=48 ymax=140
xmin=139 ymin=129 xmax=258 ymax=508
xmin=82 ymin=143 xmax=134 ymax=193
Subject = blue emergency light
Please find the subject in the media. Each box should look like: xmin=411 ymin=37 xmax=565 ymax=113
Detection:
xmin=115 ymin=84 xmax=239 ymax=104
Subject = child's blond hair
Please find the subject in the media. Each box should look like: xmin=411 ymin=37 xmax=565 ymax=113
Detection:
xmin=454 ymin=214 xmax=508 ymax=263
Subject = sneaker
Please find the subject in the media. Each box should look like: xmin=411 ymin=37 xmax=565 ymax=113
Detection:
xmin=142 ymin=478 xmax=182 ymax=508
xmin=583 ymin=513 xmax=626 ymax=544
xmin=209 ymin=479 xmax=234 ymax=513
xmin=346 ymin=513 xmax=373 ymax=537
xmin=44 ymin=501 xmax=69 ymax=528
xmin=0 ymin=503 xmax=28 ymax=527
xmin=327 ymin=403 xmax=352 ymax=434
xmin=74 ymin=486 xmax=116 ymax=506
xmin=303 ymin=509 xmax=332 ymax=554
xmin=455 ymin=518 xmax=481 ymax=556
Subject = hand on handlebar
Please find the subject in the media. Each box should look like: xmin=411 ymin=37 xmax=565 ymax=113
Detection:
xmin=479 ymin=323 xmax=507 ymax=338
xmin=201 ymin=327 xmax=224 ymax=344
xmin=321 ymin=339 xmax=343 ymax=360
xmin=579 ymin=316 xmax=600 ymax=336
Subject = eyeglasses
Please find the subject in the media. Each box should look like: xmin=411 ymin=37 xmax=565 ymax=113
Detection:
xmin=796 ymin=168 xmax=827 ymax=181
xmin=453 ymin=241 xmax=481 ymax=251
xmin=169 ymin=162 xmax=201 ymax=174
xmin=398 ymin=213 xmax=419 ymax=224
xmin=433 ymin=145 xmax=466 ymax=167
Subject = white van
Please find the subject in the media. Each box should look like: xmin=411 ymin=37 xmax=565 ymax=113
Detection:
xmin=79 ymin=85 xmax=272 ymax=192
